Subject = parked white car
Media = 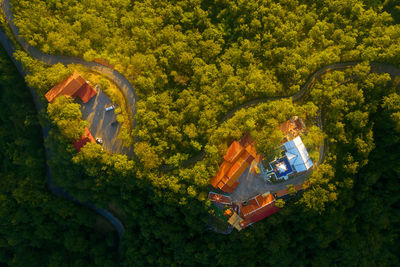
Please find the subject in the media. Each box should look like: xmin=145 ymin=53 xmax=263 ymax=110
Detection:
xmin=105 ymin=105 xmax=115 ymax=112
xmin=95 ymin=138 xmax=103 ymax=145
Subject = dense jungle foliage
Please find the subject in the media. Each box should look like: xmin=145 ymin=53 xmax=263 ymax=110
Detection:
xmin=1 ymin=0 xmax=399 ymax=266
xmin=0 ymin=45 xmax=119 ymax=265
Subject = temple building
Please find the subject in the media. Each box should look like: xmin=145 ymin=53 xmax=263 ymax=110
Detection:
xmin=208 ymin=118 xmax=314 ymax=232
xmin=238 ymin=192 xmax=280 ymax=229
xmin=210 ymin=134 xmax=261 ymax=193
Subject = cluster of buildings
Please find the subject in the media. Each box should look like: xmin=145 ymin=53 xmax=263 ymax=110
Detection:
xmin=45 ymin=70 xmax=98 ymax=152
xmin=266 ymin=116 xmax=311 ymax=181
xmin=208 ymin=117 xmax=313 ymax=232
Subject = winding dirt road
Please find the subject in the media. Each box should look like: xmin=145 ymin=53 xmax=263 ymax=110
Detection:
xmin=2 ymin=0 xmax=400 ymax=255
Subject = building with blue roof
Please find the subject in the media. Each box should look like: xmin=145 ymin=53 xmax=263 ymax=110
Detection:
xmin=283 ymin=136 xmax=313 ymax=173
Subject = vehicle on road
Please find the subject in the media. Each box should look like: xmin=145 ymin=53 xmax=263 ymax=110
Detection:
xmin=96 ymin=137 xmax=103 ymax=145
xmin=105 ymin=105 xmax=115 ymax=111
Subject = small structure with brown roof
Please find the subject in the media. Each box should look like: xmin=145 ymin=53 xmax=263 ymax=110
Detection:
xmin=73 ymin=127 xmax=96 ymax=152
xmin=280 ymin=116 xmax=306 ymax=143
xmin=45 ymin=71 xmax=96 ymax=103
xmin=210 ymin=135 xmax=261 ymax=194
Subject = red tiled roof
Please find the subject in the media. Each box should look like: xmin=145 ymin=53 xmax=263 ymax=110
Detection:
xmin=226 ymin=161 xmax=248 ymax=184
xmin=73 ymin=127 xmax=95 ymax=152
xmin=251 ymin=204 xmax=280 ymax=223
xmin=240 ymin=203 xmax=280 ymax=229
xmin=45 ymin=71 xmax=96 ymax=103
xmin=239 ymin=218 xmax=253 ymax=229
xmin=73 ymin=83 xmax=97 ymax=103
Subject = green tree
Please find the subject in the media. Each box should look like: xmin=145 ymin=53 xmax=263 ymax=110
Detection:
xmin=47 ymin=95 xmax=86 ymax=141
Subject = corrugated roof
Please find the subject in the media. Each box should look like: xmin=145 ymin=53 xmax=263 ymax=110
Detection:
xmin=284 ymin=136 xmax=313 ymax=172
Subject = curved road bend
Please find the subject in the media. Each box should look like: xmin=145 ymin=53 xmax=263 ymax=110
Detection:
xmin=178 ymin=61 xmax=400 ymax=170
xmin=3 ymin=0 xmax=400 ymax=241
xmin=0 ymin=12 xmax=125 ymax=260
xmin=5 ymin=0 xmax=400 ymax=171
xmin=1 ymin=0 xmax=137 ymax=125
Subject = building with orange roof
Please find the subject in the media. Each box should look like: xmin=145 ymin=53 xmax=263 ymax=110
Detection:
xmin=240 ymin=192 xmax=275 ymax=218
xmin=208 ymin=128 xmax=313 ymax=233
xmin=73 ymin=127 xmax=96 ymax=152
xmin=238 ymin=193 xmax=280 ymax=229
xmin=239 ymin=204 xmax=280 ymax=229
xmin=222 ymin=192 xmax=280 ymax=230
xmin=45 ymin=71 xmax=96 ymax=103
xmin=210 ymin=135 xmax=261 ymax=194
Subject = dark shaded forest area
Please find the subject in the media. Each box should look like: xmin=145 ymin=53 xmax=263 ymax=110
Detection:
xmin=0 ymin=45 xmax=118 ymax=265
xmin=1 ymin=0 xmax=399 ymax=266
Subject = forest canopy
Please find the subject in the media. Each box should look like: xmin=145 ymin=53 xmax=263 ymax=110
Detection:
xmin=1 ymin=0 xmax=399 ymax=266
xmin=0 ymin=45 xmax=118 ymax=266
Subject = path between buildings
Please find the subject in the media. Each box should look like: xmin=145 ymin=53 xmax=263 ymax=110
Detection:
xmin=2 ymin=0 xmax=400 ymax=252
